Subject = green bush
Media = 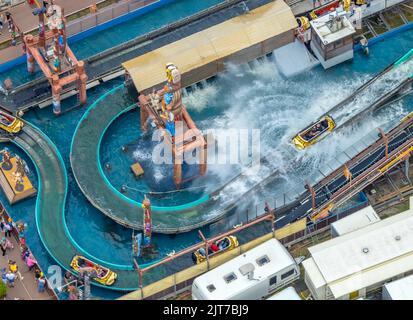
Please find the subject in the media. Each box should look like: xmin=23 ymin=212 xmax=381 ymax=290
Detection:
xmin=0 ymin=281 xmax=7 ymax=299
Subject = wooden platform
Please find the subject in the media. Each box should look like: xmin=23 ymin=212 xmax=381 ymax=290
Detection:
xmin=131 ymin=162 xmax=144 ymax=177
xmin=0 ymin=157 xmax=37 ymax=204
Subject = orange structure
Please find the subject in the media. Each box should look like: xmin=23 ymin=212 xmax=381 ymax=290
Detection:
xmin=23 ymin=1 xmax=87 ymax=114
xmin=138 ymin=63 xmax=207 ymax=188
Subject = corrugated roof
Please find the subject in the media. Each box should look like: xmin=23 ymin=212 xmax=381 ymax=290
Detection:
xmin=122 ymin=0 xmax=297 ymax=92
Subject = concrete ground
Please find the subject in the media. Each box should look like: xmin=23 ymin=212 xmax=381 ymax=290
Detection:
xmin=0 ymin=234 xmax=54 ymax=300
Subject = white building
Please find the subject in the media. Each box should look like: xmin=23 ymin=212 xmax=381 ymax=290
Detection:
xmin=191 ymin=239 xmax=299 ymax=300
xmin=382 ymin=274 xmax=413 ymax=300
xmin=330 ymin=205 xmax=380 ymax=237
xmin=303 ymin=198 xmax=413 ymax=300
xmin=310 ymin=10 xmax=356 ymax=69
xmin=266 ymin=286 xmax=301 ymax=300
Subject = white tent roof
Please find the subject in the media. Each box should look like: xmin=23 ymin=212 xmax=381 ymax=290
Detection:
xmin=331 ymin=206 xmax=380 ymax=236
xmin=383 ymin=274 xmax=413 ymax=300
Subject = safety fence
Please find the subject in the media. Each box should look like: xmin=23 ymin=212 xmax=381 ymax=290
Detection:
xmin=0 ymin=0 xmax=24 ymax=11
xmin=0 ymin=201 xmax=58 ymax=300
xmin=120 ymin=192 xmax=368 ymax=300
xmin=65 ymin=0 xmax=163 ymax=38
xmin=0 ymin=0 xmax=174 ymax=72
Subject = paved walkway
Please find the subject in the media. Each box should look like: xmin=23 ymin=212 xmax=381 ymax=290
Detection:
xmin=0 ymin=234 xmax=55 ymax=300
xmin=0 ymin=0 xmax=103 ymax=64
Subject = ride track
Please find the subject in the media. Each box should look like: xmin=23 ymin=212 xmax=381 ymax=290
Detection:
xmin=3 ymin=122 xmax=144 ymax=291
xmin=293 ymin=48 xmax=413 ymax=144
xmin=2 ymin=73 xmax=413 ymax=291
xmin=69 ymin=84 xmax=282 ymax=234
xmin=70 ymin=46 xmax=413 ymax=234
xmin=1 ymin=46 xmax=412 ymax=293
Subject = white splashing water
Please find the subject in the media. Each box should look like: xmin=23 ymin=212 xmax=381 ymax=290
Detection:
xmin=180 ymin=56 xmax=412 ymax=213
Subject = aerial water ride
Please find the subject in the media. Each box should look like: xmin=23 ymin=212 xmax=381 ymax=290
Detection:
xmin=292 ymin=116 xmax=336 ymax=149
xmin=70 ymin=255 xmax=118 ymax=286
xmin=0 ymin=111 xmax=24 ymax=134
xmin=292 ymin=48 xmax=413 ymax=150
xmin=192 ymin=236 xmax=239 ymax=264
xmin=138 ymin=63 xmax=207 ymax=188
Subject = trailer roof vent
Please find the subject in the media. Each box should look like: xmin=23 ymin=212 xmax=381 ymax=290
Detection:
xmin=223 ymin=272 xmax=237 ymax=284
xmin=206 ymin=284 xmax=216 ymax=293
xmin=256 ymin=255 xmax=270 ymax=267
xmin=362 ymin=247 xmax=369 ymax=254
xmin=395 ymin=235 xmax=401 ymax=241
xmin=239 ymin=263 xmax=255 ymax=276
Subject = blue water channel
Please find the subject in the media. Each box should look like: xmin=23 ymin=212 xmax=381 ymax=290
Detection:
xmin=1 ymin=9 xmax=413 ymax=299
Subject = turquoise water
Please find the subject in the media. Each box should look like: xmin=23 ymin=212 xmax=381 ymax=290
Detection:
xmin=0 ymin=0 xmax=224 ymax=86
xmin=3 ymin=26 xmax=413 ymax=299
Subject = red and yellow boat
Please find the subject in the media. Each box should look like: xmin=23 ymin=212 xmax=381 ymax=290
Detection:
xmin=192 ymin=236 xmax=239 ymax=264
xmin=292 ymin=115 xmax=336 ymax=150
xmin=0 ymin=111 xmax=23 ymax=134
xmin=70 ymin=255 xmax=117 ymax=286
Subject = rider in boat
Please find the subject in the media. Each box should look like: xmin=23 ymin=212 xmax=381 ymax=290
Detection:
xmin=77 ymin=258 xmax=86 ymax=268
xmin=304 ymin=120 xmax=328 ymax=141
xmin=218 ymin=238 xmax=230 ymax=250
xmin=210 ymin=243 xmax=220 ymax=253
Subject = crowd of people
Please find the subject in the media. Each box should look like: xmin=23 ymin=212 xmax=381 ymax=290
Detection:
xmin=1 ymin=214 xmax=47 ymax=296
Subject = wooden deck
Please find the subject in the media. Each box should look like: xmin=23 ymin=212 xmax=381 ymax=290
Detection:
xmin=0 ymin=157 xmax=36 ymax=204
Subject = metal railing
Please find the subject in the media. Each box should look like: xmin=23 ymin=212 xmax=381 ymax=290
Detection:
xmin=123 ymin=193 xmax=368 ymax=300
xmin=87 ymin=0 xmax=250 ymax=64
xmin=65 ymin=0 xmax=159 ymax=37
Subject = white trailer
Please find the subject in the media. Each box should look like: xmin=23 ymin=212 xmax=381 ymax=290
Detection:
xmin=330 ymin=206 xmax=380 ymax=237
xmin=266 ymin=286 xmax=301 ymax=300
xmin=382 ymin=274 xmax=413 ymax=300
xmin=191 ymin=238 xmax=299 ymax=300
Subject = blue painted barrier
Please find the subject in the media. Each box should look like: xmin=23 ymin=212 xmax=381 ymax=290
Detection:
xmin=354 ymin=21 xmax=413 ymax=51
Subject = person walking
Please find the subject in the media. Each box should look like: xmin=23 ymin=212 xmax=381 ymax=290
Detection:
xmin=0 ymin=218 xmax=5 ymax=235
xmin=37 ymin=276 xmax=46 ymax=293
xmin=26 ymin=254 xmax=37 ymax=271
xmin=0 ymin=239 xmax=6 ymax=256
xmin=5 ymin=271 xmax=15 ymax=288
xmin=4 ymin=220 xmax=12 ymax=238
xmin=264 ymin=202 xmax=271 ymax=214
xmin=0 ymin=13 xmax=4 ymax=35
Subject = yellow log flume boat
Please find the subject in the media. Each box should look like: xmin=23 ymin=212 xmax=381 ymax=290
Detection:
xmin=0 ymin=111 xmax=23 ymax=134
xmin=192 ymin=236 xmax=239 ymax=264
xmin=292 ymin=115 xmax=336 ymax=150
xmin=70 ymin=255 xmax=117 ymax=286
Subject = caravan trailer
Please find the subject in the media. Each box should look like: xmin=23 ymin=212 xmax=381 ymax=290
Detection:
xmin=267 ymin=286 xmax=301 ymax=300
xmin=191 ymin=239 xmax=300 ymax=300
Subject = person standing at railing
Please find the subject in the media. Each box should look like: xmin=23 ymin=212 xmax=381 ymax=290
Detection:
xmin=0 ymin=13 xmax=4 ymax=35
xmin=0 ymin=239 xmax=6 ymax=256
